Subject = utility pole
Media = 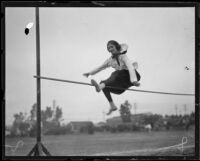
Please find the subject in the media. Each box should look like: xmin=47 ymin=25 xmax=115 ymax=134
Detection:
xmin=102 ymin=111 xmax=106 ymax=122
xmin=133 ymin=103 xmax=137 ymax=115
xmin=184 ymin=104 xmax=187 ymax=115
xmin=175 ymin=104 xmax=178 ymax=116
xmin=53 ymin=99 xmax=56 ymax=109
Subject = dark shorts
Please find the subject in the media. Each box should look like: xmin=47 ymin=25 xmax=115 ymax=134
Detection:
xmin=100 ymin=69 xmax=141 ymax=94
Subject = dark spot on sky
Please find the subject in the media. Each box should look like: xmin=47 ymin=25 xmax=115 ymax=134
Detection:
xmin=25 ymin=28 xmax=29 ymax=35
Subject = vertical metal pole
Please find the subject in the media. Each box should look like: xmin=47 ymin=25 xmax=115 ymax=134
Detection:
xmin=28 ymin=7 xmax=50 ymax=156
xmin=35 ymin=7 xmax=41 ymax=143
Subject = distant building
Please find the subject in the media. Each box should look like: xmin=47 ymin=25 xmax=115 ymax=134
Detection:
xmin=67 ymin=121 xmax=94 ymax=133
xmin=106 ymin=112 xmax=153 ymax=127
xmin=94 ymin=122 xmax=107 ymax=132
xmin=95 ymin=122 xmax=106 ymax=128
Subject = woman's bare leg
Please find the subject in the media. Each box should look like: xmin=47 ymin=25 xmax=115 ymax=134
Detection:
xmin=102 ymin=87 xmax=117 ymax=115
xmin=91 ymin=79 xmax=117 ymax=115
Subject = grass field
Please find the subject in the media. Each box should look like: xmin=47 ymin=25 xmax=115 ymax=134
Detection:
xmin=5 ymin=130 xmax=195 ymax=156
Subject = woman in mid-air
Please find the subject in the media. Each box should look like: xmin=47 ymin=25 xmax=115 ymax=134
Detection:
xmin=83 ymin=40 xmax=141 ymax=115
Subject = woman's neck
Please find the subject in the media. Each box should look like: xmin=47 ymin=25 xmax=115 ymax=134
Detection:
xmin=112 ymin=51 xmax=120 ymax=55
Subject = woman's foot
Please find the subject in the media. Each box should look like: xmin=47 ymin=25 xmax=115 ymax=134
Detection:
xmin=107 ymin=107 xmax=117 ymax=115
xmin=107 ymin=102 xmax=118 ymax=115
xmin=91 ymin=79 xmax=101 ymax=92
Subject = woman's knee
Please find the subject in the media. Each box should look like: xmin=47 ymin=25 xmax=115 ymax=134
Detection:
xmin=100 ymin=81 xmax=107 ymax=87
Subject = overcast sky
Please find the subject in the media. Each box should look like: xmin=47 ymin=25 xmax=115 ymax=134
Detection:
xmin=5 ymin=7 xmax=195 ymax=125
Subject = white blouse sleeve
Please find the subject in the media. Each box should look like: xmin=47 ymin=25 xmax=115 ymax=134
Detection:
xmin=89 ymin=58 xmax=110 ymax=75
xmin=121 ymin=55 xmax=137 ymax=82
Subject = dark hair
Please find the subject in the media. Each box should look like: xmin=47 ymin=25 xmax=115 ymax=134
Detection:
xmin=107 ymin=40 xmax=121 ymax=51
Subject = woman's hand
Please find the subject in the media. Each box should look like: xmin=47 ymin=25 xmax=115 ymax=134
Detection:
xmin=132 ymin=81 xmax=140 ymax=87
xmin=83 ymin=72 xmax=90 ymax=78
xmin=130 ymin=76 xmax=140 ymax=87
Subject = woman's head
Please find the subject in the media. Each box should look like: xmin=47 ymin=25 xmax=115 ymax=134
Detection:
xmin=107 ymin=40 xmax=121 ymax=55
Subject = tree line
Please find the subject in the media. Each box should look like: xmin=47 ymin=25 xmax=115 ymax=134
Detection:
xmin=7 ymin=100 xmax=195 ymax=137
xmin=9 ymin=103 xmax=64 ymax=137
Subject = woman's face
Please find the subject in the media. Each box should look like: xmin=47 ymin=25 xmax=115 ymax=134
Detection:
xmin=107 ymin=43 xmax=119 ymax=55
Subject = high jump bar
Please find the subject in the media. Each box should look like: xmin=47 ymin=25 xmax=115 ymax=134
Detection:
xmin=33 ymin=75 xmax=195 ymax=96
